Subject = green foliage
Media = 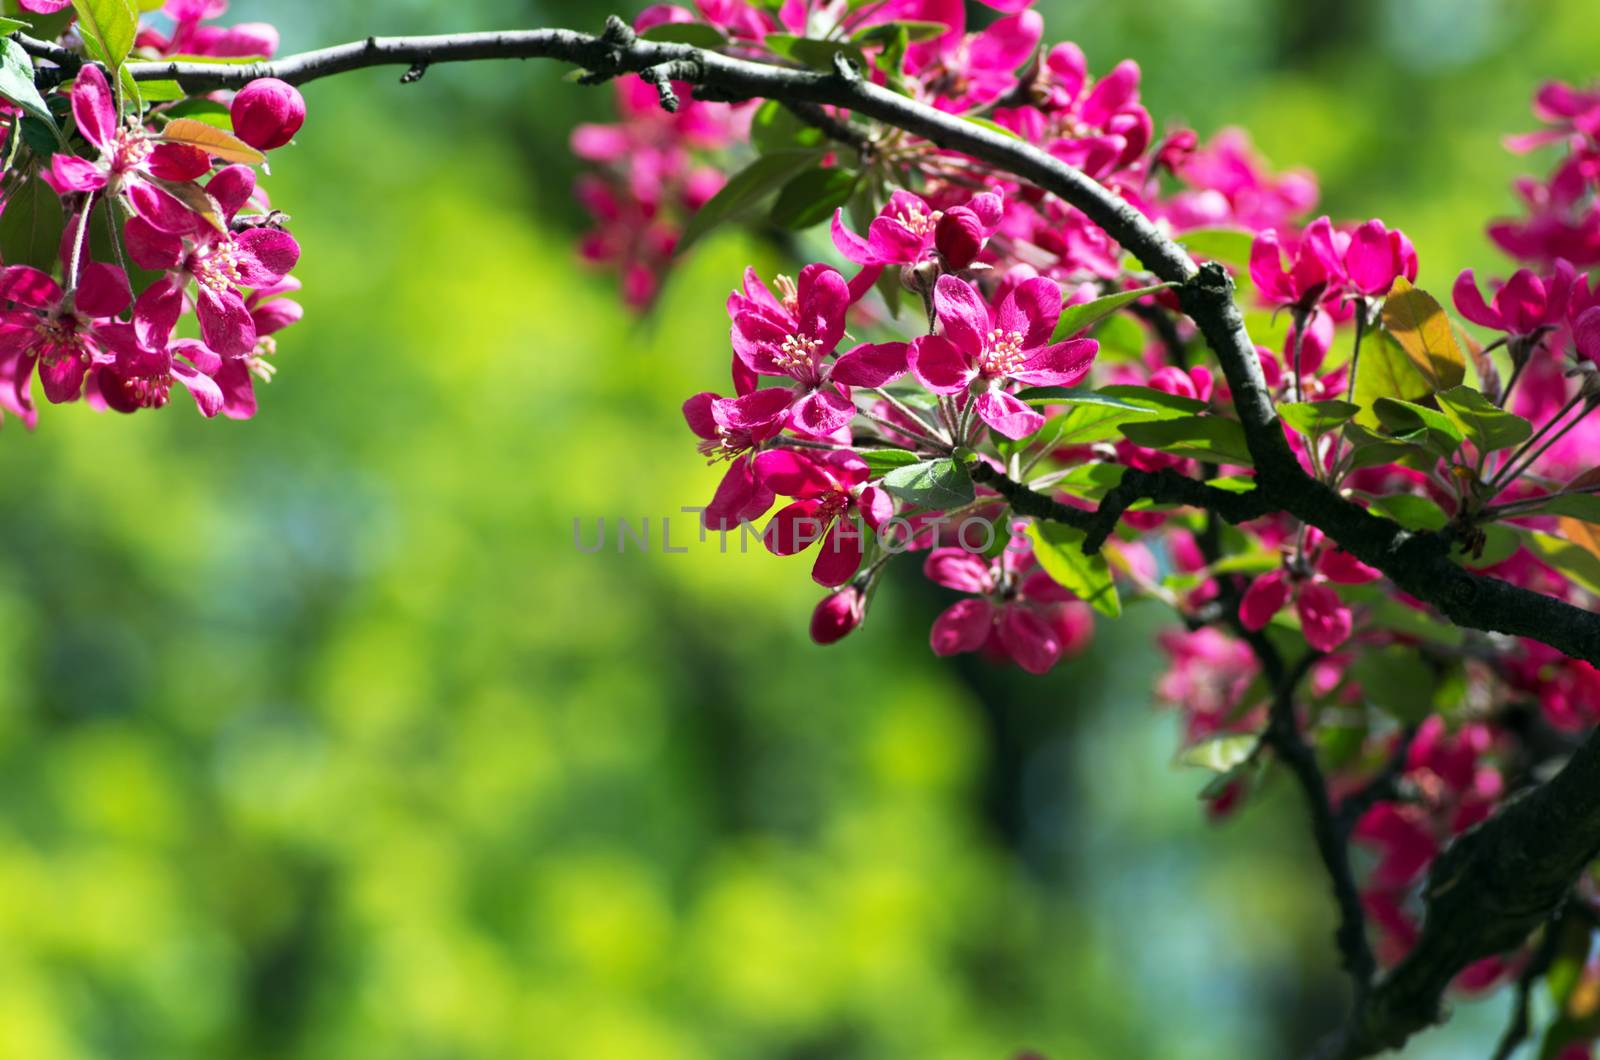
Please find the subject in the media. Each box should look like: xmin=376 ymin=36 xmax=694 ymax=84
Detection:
xmin=881 ymin=457 xmax=974 ymax=509
xmin=1029 ymin=522 xmax=1121 ymax=617
xmin=1051 ymin=283 xmax=1174 ymax=341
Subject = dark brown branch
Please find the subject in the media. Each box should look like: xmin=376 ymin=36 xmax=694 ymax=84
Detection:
xmin=969 ymin=463 xmax=1275 ymax=552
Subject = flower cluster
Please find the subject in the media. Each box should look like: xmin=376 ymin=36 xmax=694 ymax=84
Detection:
xmin=0 ymin=3 xmax=303 ymax=429
xmin=574 ymin=0 xmax=1600 ymax=1034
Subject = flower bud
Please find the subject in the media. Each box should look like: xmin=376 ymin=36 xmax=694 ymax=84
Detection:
xmin=231 ymin=78 xmax=306 ymax=151
xmin=810 ymin=587 xmax=865 ymax=645
xmin=934 ymin=206 xmax=985 ymax=269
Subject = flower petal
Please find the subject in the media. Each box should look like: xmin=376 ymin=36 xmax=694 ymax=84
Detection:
xmin=830 ymin=341 xmax=908 ymax=388
xmin=930 ymin=598 xmax=995 ymax=656
xmin=1011 ymin=338 xmax=1098 ymax=387
xmin=909 ymin=334 xmax=975 ymax=394
xmin=975 ymin=388 xmax=1045 ymax=439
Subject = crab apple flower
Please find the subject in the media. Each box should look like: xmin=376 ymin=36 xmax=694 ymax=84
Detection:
xmin=1159 ymin=128 xmax=1318 ymax=234
xmin=910 ymin=9 xmax=1043 ymax=113
xmin=1250 ymin=217 xmax=1341 ymax=307
xmin=230 ymin=78 xmax=305 ymax=151
xmin=1238 ymin=544 xmax=1377 ymax=652
xmin=924 ymin=542 xmax=1093 ymax=674
xmin=1342 ymin=219 xmax=1418 ymax=297
xmin=1452 ymin=262 xmax=1574 ymax=348
xmin=755 ymin=449 xmax=891 ymax=587
xmin=207 ymin=277 xmax=304 ymax=421
xmin=830 ymin=190 xmax=1003 ymax=270
xmin=810 ymin=586 xmax=866 ymax=645
xmin=92 ymin=336 xmax=224 ymax=418
xmin=135 ymin=0 xmax=279 ymax=58
xmin=911 ymin=274 xmax=1098 ymax=439
xmin=1504 ymin=81 xmax=1600 ymax=153
xmin=0 ymin=261 xmax=145 ymax=407
xmin=123 ymin=166 xmax=301 ymax=358
xmin=993 ymin=45 xmax=1152 ymax=178
xmin=727 ymin=264 xmax=908 ymax=436
xmin=44 ymin=66 xmax=203 ymax=233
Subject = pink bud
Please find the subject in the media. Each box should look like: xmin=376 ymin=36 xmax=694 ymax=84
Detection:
xmin=935 ymin=206 xmax=985 ymax=269
xmin=230 ymin=78 xmax=305 ymax=151
xmin=810 ymin=587 xmax=865 ymax=645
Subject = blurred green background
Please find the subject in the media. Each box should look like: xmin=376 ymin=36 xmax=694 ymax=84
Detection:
xmin=1 ymin=1 xmax=1595 ymax=1057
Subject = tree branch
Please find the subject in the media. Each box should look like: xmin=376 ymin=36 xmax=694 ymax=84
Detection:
xmin=22 ymin=16 xmax=1596 ymax=1054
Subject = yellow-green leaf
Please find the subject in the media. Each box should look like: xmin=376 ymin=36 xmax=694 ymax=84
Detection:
xmin=157 ymin=118 xmax=267 ymax=165
xmin=1379 ymin=276 xmax=1466 ymax=393
xmin=72 ymin=0 xmax=139 ymax=74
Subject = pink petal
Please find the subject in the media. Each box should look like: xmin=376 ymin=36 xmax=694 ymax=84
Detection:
xmin=172 ymin=359 xmax=224 ymax=417
xmin=197 ymin=286 xmax=257 ymax=358
xmin=752 ymin=449 xmax=838 ymax=498
xmin=70 ymin=64 xmax=117 ymax=151
xmin=830 ymin=208 xmax=876 ymax=264
xmin=1344 ymin=220 xmax=1399 ymax=296
xmin=1239 ymin=569 xmax=1291 ymax=630
xmin=1317 ymin=548 xmax=1380 ymax=586
xmin=126 ymin=179 xmax=197 ymax=233
xmin=207 ymin=165 xmax=258 ymax=221
xmin=975 ymin=389 xmax=1045 ymax=440
xmin=865 ymin=216 xmax=928 ymax=264
xmin=995 ymin=276 xmax=1061 ymax=350
xmin=123 ymin=217 xmax=185 ymax=271
xmin=856 ymin=485 xmax=893 ymax=530
xmin=704 ymin=456 xmax=773 ymax=531
xmin=830 ymin=341 xmax=908 ymax=388
xmin=1080 ymin=60 xmax=1140 ymax=127
xmin=134 ymin=276 xmax=185 ymax=349
xmin=213 ymin=353 xmax=259 ymax=421
xmin=0 ymin=266 xmax=62 ymax=309
xmin=1011 ymin=338 xmax=1098 ymax=387
xmin=930 ymin=598 xmax=995 ymax=656
xmin=909 ymin=334 xmax=976 ymax=394
xmin=796 ymin=263 xmax=848 ymax=353
xmin=48 ymin=154 xmax=108 ymax=194
xmin=1297 ymin=581 xmax=1353 ymax=652
xmin=683 ymin=391 xmax=720 ymax=440
xmin=790 ymin=386 xmax=856 ymax=436
xmin=74 ymin=263 xmax=132 ymax=318
xmin=997 ymin=605 xmax=1063 ymax=674
xmin=967 ymin=10 xmax=1042 ymax=74
xmin=717 ymin=386 xmax=793 ymax=431
xmin=763 ymin=499 xmax=829 ymax=556
xmin=811 ymin=516 xmax=864 ymax=586
xmin=924 ymin=547 xmax=994 ymax=593
xmin=932 ymin=274 xmax=990 ymax=357
xmin=234 ymin=228 xmax=300 ymax=286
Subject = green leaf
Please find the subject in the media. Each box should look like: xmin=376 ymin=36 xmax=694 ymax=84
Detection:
xmin=1434 ymin=384 xmax=1533 ymax=453
xmin=881 ymin=458 xmax=974 ymax=510
xmin=1175 ymin=227 xmax=1254 ymax=270
xmin=72 ymin=0 xmax=139 ymax=74
xmin=1029 ymin=521 xmax=1121 ymax=617
xmin=1051 ymin=283 xmax=1174 ymax=341
xmin=155 ymin=98 xmax=232 ymax=128
xmin=0 ymin=37 xmax=55 ymax=129
xmin=1371 ymin=397 xmax=1464 ymax=458
xmin=849 ymin=19 xmax=948 ymax=44
xmin=1353 ymin=327 xmax=1433 ymax=417
xmin=0 ymin=16 xmax=26 ymax=33
xmin=1502 ymin=493 xmax=1600 ymax=524
xmin=961 ymin=115 xmax=1021 ymax=140
xmin=1348 ymin=644 xmax=1437 ymax=723
xmin=638 ymin=22 xmax=729 ymax=47
xmin=763 ymin=34 xmax=868 ymax=71
xmin=749 ymin=99 xmax=826 ymax=154
xmin=1340 ymin=422 xmax=1428 ymax=472
xmin=1278 ymin=400 xmax=1360 ymax=439
xmin=1519 ymin=530 xmax=1600 ymax=596
xmin=1178 ymin=733 xmax=1258 ymax=772
xmin=1364 ymin=493 xmax=1448 ymax=531
xmin=861 ymin=448 xmax=921 ymax=476
xmin=676 ymin=148 xmax=822 ymax=256
xmin=1119 ymin=415 xmax=1254 ymax=466
xmin=770 ymin=166 xmax=858 ymax=230
xmin=0 ymin=171 xmax=65 ymax=271
xmin=1097 ymin=384 xmax=1209 ymax=416
xmin=1379 ymin=277 xmax=1467 ymax=393
xmin=1038 ymin=402 xmax=1160 ymax=447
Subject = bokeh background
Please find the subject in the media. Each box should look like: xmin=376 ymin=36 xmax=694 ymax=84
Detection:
xmin=1 ymin=0 xmax=1596 ymax=1057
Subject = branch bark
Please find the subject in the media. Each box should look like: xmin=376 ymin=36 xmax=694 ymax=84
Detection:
xmin=24 ymin=17 xmax=1600 ymax=1055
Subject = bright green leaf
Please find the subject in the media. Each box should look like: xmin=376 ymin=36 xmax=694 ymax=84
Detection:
xmin=676 ymin=148 xmax=822 ymax=256
xmin=1379 ymin=277 xmax=1467 ymax=393
xmin=1178 ymin=733 xmax=1259 ymax=772
xmin=1175 ymin=227 xmax=1254 ymax=270
xmin=1051 ymin=283 xmax=1174 ymax=342
xmin=881 ymin=458 xmax=974 ymax=510
xmin=1435 ymin=384 xmax=1533 ymax=453
xmin=1120 ymin=415 xmax=1254 ymax=466
xmin=0 ymin=37 xmax=55 ymax=129
xmin=861 ymin=448 xmax=921 ymax=476
xmin=770 ymin=166 xmax=858 ymax=230
xmin=1278 ymin=400 xmax=1360 ymax=439
xmin=1029 ymin=521 xmax=1121 ymax=617
xmin=1349 ymin=644 xmax=1437 ymax=723
xmin=73 ymin=0 xmax=139 ymax=74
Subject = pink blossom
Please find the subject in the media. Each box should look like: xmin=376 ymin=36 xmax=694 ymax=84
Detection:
xmin=830 ymin=189 xmax=1003 ymax=270
xmin=230 ymin=78 xmax=305 ymax=151
xmin=810 ymin=586 xmax=866 ymax=644
xmin=44 ymin=65 xmax=199 ymax=234
xmin=910 ymin=274 xmax=1098 ymax=439
xmin=756 ymin=449 xmax=892 ymax=586
xmin=924 ymin=542 xmax=1092 ymax=674
xmin=122 ymin=166 xmax=300 ymax=359
xmin=727 ymin=265 xmax=907 ymax=436
xmin=1452 ymin=262 xmax=1574 ymax=343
